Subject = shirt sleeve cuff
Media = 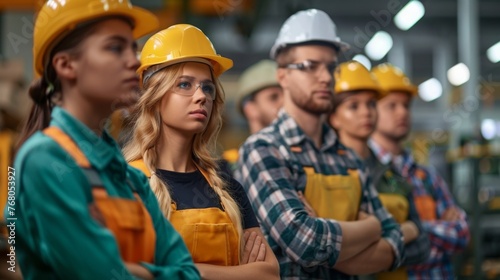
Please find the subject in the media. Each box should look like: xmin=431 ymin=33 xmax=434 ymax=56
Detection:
xmin=383 ymin=237 xmax=403 ymax=271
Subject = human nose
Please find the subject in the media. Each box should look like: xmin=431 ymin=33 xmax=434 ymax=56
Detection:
xmin=128 ymin=50 xmax=140 ymax=71
xmin=395 ymin=105 xmax=410 ymax=124
xmin=397 ymin=104 xmax=409 ymax=118
xmin=360 ymin=104 xmax=371 ymax=116
xmin=193 ymin=85 xmax=207 ymax=103
xmin=317 ymin=63 xmax=333 ymax=85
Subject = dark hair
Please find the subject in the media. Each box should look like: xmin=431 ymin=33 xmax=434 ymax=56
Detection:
xmin=275 ymin=47 xmax=296 ymax=66
xmin=275 ymin=41 xmax=339 ymax=66
xmin=331 ymin=91 xmax=352 ymax=115
xmin=330 ymin=90 xmax=379 ymax=124
xmin=328 ymin=91 xmax=356 ymax=131
xmin=16 ymin=16 xmax=132 ymax=152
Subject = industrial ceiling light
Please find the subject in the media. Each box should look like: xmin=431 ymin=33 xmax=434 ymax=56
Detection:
xmin=447 ymin=63 xmax=470 ymax=86
xmin=365 ymin=31 xmax=393 ymax=61
xmin=418 ymin=78 xmax=442 ymax=102
xmin=352 ymin=54 xmax=372 ymax=70
xmin=394 ymin=0 xmax=425 ymax=31
xmin=487 ymin=41 xmax=500 ymax=63
xmin=481 ymin=119 xmax=496 ymax=140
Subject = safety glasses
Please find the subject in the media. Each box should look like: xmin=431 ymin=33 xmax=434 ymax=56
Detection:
xmin=174 ymin=77 xmax=217 ymax=101
xmin=279 ymin=60 xmax=338 ymax=74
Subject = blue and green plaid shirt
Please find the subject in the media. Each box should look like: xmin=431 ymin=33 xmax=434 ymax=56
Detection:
xmin=235 ymin=110 xmax=404 ymax=279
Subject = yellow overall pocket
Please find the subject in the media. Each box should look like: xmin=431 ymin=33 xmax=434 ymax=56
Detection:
xmin=303 ymin=167 xmax=361 ymax=221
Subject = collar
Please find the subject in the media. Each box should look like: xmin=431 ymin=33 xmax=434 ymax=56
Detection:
xmin=50 ymin=107 xmax=122 ymax=170
xmin=368 ymin=139 xmax=393 ymax=164
xmin=368 ymin=139 xmax=416 ymax=176
xmin=276 ymin=109 xmax=338 ymax=152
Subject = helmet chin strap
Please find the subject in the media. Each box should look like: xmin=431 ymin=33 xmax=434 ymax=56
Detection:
xmin=142 ymin=57 xmax=213 ymax=84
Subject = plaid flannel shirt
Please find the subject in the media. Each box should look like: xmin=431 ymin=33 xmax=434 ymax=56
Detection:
xmin=234 ymin=110 xmax=404 ymax=280
xmin=369 ymin=140 xmax=470 ymax=280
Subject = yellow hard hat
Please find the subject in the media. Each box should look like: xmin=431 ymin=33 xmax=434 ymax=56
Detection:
xmin=371 ymin=63 xmax=417 ymax=96
xmin=237 ymin=60 xmax=279 ymax=111
xmin=34 ymin=0 xmax=159 ymax=77
xmin=138 ymin=24 xmax=233 ymax=83
xmin=334 ymin=61 xmax=384 ymax=98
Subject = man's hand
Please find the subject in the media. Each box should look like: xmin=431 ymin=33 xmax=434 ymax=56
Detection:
xmin=357 ymin=211 xmax=369 ymax=220
xmin=441 ymin=207 xmax=461 ymax=221
xmin=401 ymin=221 xmax=419 ymax=243
xmin=241 ymin=231 xmax=266 ymax=264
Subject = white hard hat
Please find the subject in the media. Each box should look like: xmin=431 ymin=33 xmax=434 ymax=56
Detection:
xmin=270 ymin=9 xmax=349 ymax=59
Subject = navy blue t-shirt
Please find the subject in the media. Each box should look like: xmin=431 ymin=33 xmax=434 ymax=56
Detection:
xmin=155 ymin=168 xmax=259 ymax=230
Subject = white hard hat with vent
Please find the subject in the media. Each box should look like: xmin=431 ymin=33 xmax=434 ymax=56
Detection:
xmin=270 ymin=9 xmax=349 ymax=59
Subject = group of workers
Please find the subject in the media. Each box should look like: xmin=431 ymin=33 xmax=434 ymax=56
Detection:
xmin=6 ymin=0 xmax=470 ymax=279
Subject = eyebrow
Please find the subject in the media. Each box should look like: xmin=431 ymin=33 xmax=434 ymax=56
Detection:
xmin=178 ymin=75 xmax=213 ymax=83
xmin=106 ymin=35 xmax=138 ymax=51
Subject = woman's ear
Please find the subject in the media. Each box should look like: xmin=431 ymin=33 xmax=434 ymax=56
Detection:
xmin=52 ymin=52 xmax=77 ymax=80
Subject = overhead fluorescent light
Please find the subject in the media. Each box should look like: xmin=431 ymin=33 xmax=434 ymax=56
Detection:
xmin=418 ymin=78 xmax=442 ymax=102
xmin=394 ymin=1 xmax=425 ymax=31
xmin=487 ymin=41 xmax=500 ymax=63
xmin=365 ymin=31 xmax=393 ymax=61
xmin=481 ymin=119 xmax=496 ymax=140
xmin=447 ymin=63 xmax=470 ymax=86
xmin=352 ymin=54 xmax=372 ymax=70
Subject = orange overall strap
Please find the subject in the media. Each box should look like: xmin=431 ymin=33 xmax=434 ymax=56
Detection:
xmin=129 ymin=159 xmax=152 ymax=177
xmin=43 ymin=126 xmax=91 ymax=168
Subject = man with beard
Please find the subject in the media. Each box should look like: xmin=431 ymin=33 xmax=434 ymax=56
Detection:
xmin=234 ymin=9 xmax=404 ymax=279
xmin=370 ymin=63 xmax=469 ymax=279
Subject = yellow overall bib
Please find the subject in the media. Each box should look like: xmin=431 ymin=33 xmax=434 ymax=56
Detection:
xmin=130 ymin=159 xmax=240 ymax=266
xmin=294 ymin=145 xmax=362 ymax=221
xmin=376 ymin=193 xmax=409 ymax=280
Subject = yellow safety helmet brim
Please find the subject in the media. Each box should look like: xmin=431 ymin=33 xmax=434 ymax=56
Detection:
xmin=146 ymin=54 xmax=233 ymax=77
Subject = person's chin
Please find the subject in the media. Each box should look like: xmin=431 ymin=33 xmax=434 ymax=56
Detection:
xmin=393 ymin=130 xmax=409 ymax=140
xmin=116 ymin=91 xmax=140 ymax=107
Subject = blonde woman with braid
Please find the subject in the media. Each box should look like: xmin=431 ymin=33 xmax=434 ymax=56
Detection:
xmin=123 ymin=24 xmax=279 ymax=280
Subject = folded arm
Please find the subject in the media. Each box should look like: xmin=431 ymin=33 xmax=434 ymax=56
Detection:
xmin=195 ymin=227 xmax=279 ymax=280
